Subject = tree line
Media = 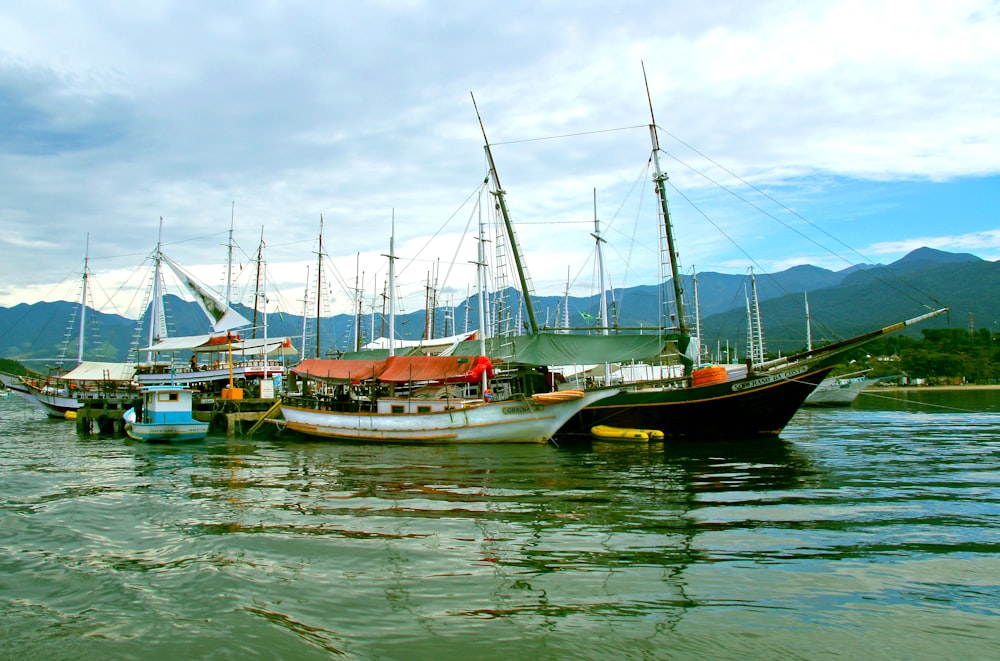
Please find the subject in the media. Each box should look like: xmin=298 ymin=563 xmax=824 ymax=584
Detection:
xmin=837 ymin=328 xmax=1000 ymax=383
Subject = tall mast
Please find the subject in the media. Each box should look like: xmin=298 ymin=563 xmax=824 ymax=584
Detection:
xmin=746 ymin=268 xmax=765 ymax=365
xmin=315 ymin=215 xmax=324 ymax=358
xmin=300 ymin=265 xmax=310 ymax=359
xmin=475 ymin=210 xmax=489 ymax=393
xmin=752 ymin=270 xmax=765 ymax=363
xmin=805 ymin=292 xmax=813 ymax=351
xmin=259 ymin=227 xmax=268 ymax=380
xmin=77 ymin=233 xmax=90 ymax=364
xmin=643 ymin=65 xmax=687 ymax=332
xmin=562 ymin=266 xmax=570 ymax=334
xmin=692 ymin=267 xmax=702 ymax=360
xmin=147 ymin=218 xmax=165 ymax=363
xmin=476 ymin=197 xmax=493 ymax=339
xmin=252 ymin=226 xmax=264 ymax=338
xmin=225 ymin=202 xmax=235 ymax=305
xmin=353 ymin=253 xmax=362 ymax=351
xmin=370 ymin=275 xmax=377 ymax=345
xmin=384 ymin=212 xmax=397 ymax=357
xmin=591 ymin=190 xmax=609 ymax=336
xmin=471 ymin=93 xmax=539 ymax=335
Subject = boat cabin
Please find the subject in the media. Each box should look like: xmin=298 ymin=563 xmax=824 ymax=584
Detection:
xmin=139 ymin=386 xmax=198 ymax=424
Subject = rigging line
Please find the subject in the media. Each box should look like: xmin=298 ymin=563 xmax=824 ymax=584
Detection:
xmin=658 ymin=128 xmax=945 ymax=309
xmin=267 ymin=237 xmax=316 ymax=249
xmin=509 ymin=220 xmax=591 ymax=225
xmin=855 ymin=390 xmax=982 ymax=413
xmin=489 ymin=125 xmax=647 ymax=146
xmin=438 ymin=193 xmax=480 ymax=304
xmin=662 ymin=149 xmax=944 ymax=312
xmin=665 ymin=179 xmax=764 ymax=273
xmin=396 ymin=182 xmax=486 ymax=279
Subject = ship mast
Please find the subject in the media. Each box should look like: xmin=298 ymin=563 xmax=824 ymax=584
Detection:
xmin=315 ymin=215 xmax=324 ymax=358
xmin=146 ymin=218 xmax=165 ymax=363
xmin=591 ymin=190 xmax=610 ymax=336
xmin=471 ymin=93 xmax=539 ymax=335
xmin=644 ymin=65 xmax=687 ymax=333
xmin=77 ymin=233 xmax=90 ymax=364
xmin=225 ymin=202 xmax=235 ymax=306
xmin=384 ymin=212 xmax=397 ymax=357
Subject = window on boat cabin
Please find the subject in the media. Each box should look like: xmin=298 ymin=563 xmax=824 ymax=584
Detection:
xmin=158 ymin=393 xmax=179 ymax=402
xmin=417 ymin=406 xmax=431 ymax=414
xmin=391 ymin=405 xmax=405 ymax=414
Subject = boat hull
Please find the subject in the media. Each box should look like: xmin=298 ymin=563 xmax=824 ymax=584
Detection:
xmin=804 ymin=377 xmax=872 ymax=406
xmin=280 ymin=389 xmax=614 ymax=443
xmin=0 ymin=374 xmax=82 ymax=418
xmin=126 ymin=422 xmax=210 ymax=442
xmin=565 ymin=364 xmax=834 ymax=440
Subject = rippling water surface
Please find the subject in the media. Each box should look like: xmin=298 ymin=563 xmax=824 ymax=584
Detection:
xmin=2 ymin=392 xmax=998 ymax=660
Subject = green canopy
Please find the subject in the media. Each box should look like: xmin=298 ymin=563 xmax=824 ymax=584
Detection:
xmin=451 ymin=332 xmax=691 ymax=367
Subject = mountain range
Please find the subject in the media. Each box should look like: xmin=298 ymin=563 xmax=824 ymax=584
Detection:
xmin=0 ymin=247 xmax=991 ymax=366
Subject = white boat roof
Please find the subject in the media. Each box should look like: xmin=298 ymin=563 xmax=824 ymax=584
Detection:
xmin=362 ymin=330 xmax=476 ymax=353
xmin=140 ymin=334 xmax=298 ymax=357
xmin=60 ymin=361 xmax=136 ymax=382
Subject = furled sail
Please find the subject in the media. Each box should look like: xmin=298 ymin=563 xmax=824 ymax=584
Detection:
xmin=161 ymin=254 xmax=251 ymax=333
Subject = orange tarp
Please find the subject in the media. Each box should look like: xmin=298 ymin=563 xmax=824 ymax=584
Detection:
xmin=378 ymin=355 xmax=494 ymax=384
xmin=292 ymin=355 xmax=494 ymax=384
xmin=292 ymin=358 xmax=386 ymax=382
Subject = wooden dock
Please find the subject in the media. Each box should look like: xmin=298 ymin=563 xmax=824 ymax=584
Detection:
xmin=75 ymin=395 xmax=284 ymax=437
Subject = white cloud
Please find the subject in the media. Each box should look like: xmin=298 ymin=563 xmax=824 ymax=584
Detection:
xmin=866 ymin=230 xmax=1000 ymax=258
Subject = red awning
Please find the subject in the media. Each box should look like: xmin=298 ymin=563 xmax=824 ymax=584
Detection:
xmin=378 ymin=355 xmax=494 ymax=384
xmin=292 ymin=358 xmax=386 ymax=382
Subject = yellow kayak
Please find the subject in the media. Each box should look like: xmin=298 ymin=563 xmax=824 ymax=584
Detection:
xmin=591 ymin=425 xmax=655 ymax=442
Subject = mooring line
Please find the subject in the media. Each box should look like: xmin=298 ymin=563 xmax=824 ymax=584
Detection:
xmin=856 ymin=390 xmax=984 ymax=413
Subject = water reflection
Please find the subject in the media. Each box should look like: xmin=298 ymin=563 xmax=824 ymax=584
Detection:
xmin=4 ymin=393 xmax=998 ymax=659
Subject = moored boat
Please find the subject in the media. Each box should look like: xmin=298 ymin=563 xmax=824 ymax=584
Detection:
xmin=279 ymin=355 xmax=617 ymax=443
xmin=464 ymin=84 xmax=948 ymax=440
xmin=0 ymin=371 xmax=84 ymax=418
xmin=804 ymin=369 xmax=890 ymax=407
xmin=125 ymin=385 xmax=209 ymax=442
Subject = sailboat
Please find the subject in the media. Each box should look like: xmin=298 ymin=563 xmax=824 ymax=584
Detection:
xmin=278 ymin=219 xmax=618 ymax=443
xmin=132 ymin=223 xmax=296 ymax=396
xmin=455 ymin=88 xmax=947 ymax=440
xmin=0 ymin=235 xmax=137 ymax=418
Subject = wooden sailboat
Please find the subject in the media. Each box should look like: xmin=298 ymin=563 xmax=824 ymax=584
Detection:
xmin=133 ymin=223 xmax=295 ymax=394
xmin=278 ymin=219 xmax=618 ymax=443
xmin=0 ymin=235 xmax=136 ymax=417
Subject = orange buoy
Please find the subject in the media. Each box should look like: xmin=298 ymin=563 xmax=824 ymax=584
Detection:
xmin=691 ymin=365 xmax=728 ymax=387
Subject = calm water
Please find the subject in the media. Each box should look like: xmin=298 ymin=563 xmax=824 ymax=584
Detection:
xmin=1 ymin=390 xmax=998 ymax=660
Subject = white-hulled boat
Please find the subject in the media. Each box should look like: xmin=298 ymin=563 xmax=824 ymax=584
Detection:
xmin=125 ymin=385 xmax=209 ymax=442
xmin=0 ymin=372 xmax=83 ymax=418
xmin=280 ymin=355 xmax=617 ymax=443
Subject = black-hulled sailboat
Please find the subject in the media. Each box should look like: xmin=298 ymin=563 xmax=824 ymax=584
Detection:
xmin=463 ymin=90 xmax=947 ymax=440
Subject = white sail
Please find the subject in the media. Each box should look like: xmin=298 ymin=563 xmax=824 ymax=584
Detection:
xmin=161 ymin=254 xmax=251 ymax=332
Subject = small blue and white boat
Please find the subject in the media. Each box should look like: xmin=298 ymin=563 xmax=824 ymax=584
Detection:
xmin=124 ymin=385 xmax=209 ymax=442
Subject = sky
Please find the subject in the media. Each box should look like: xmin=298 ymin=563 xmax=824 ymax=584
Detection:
xmin=1 ymin=0 xmax=999 ymax=323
